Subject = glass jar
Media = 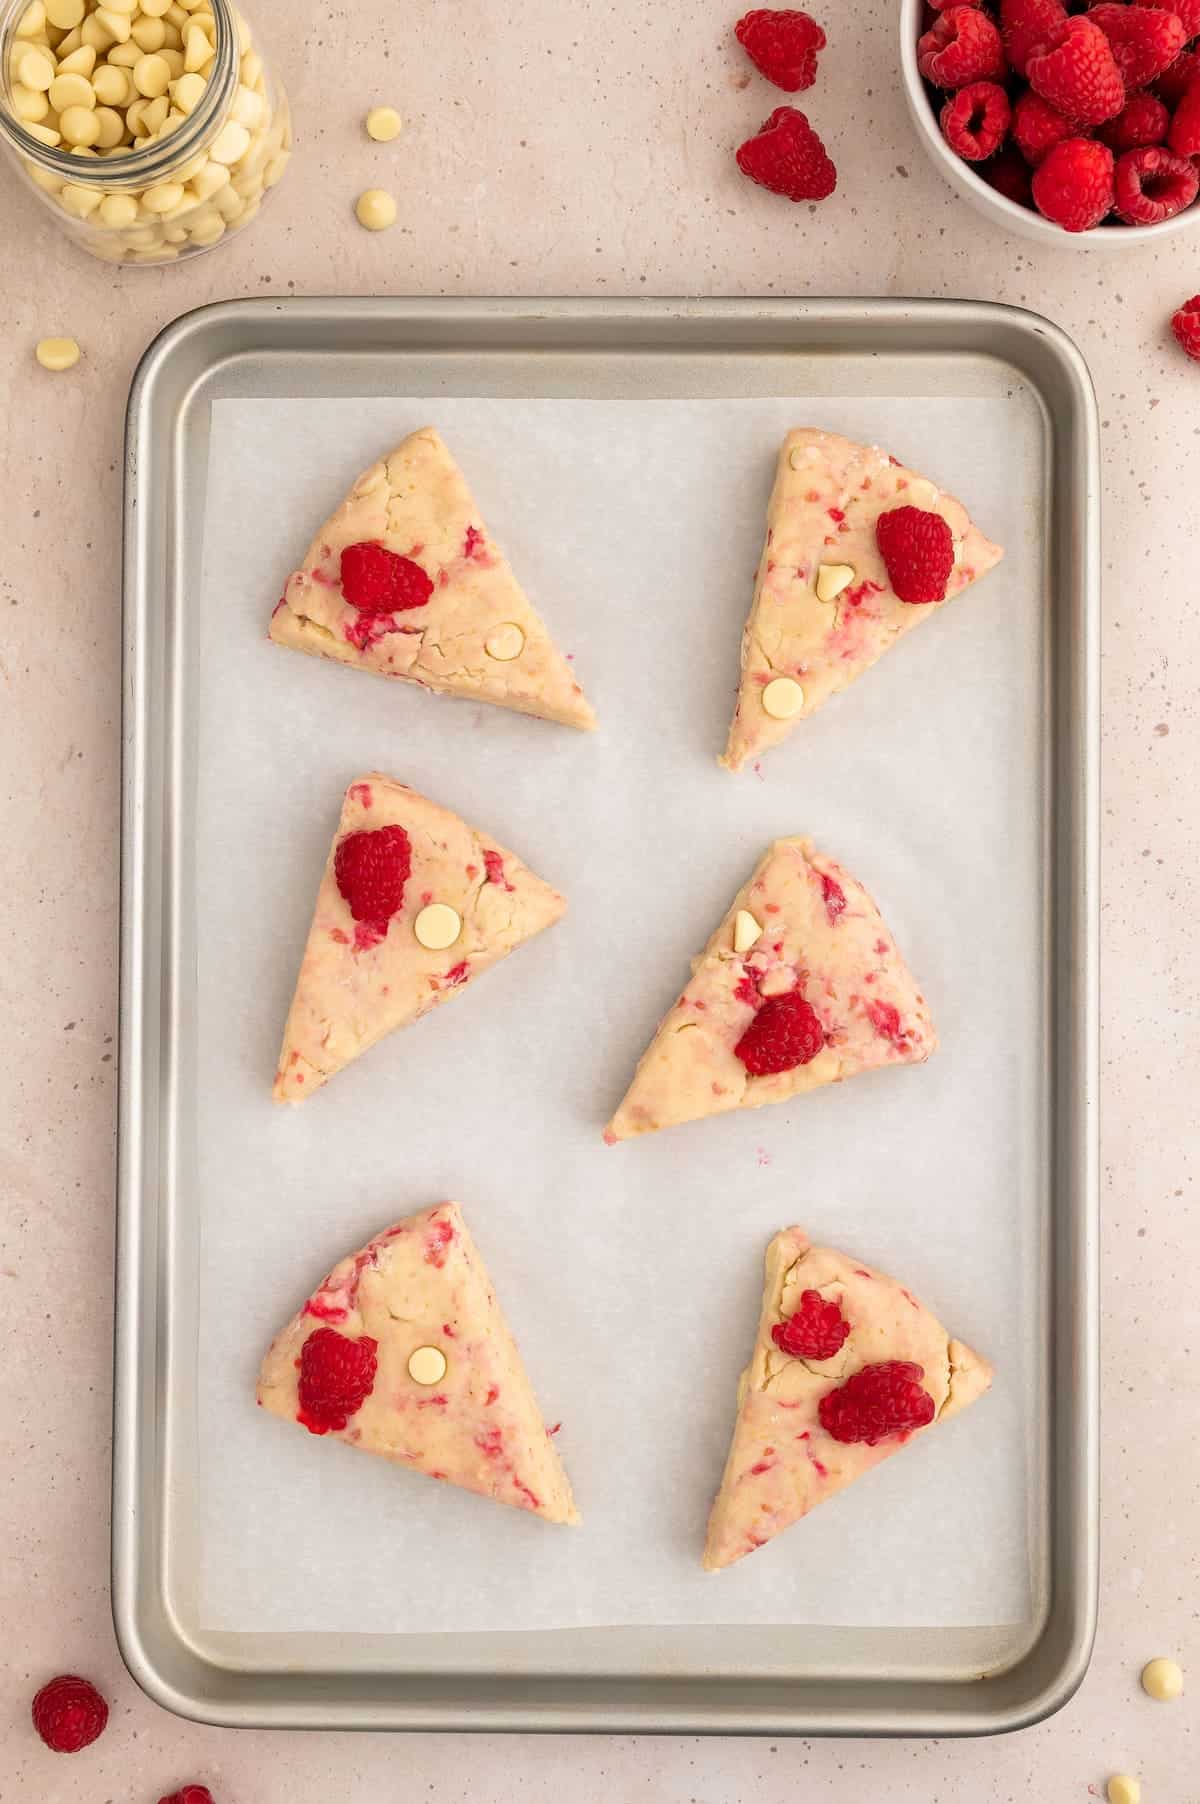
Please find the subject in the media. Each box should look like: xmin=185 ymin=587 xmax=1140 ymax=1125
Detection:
xmin=0 ymin=0 xmax=290 ymax=263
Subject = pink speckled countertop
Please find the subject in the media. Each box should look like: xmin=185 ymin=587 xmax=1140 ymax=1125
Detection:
xmin=1 ymin=1 xmax=1196 ymax=1798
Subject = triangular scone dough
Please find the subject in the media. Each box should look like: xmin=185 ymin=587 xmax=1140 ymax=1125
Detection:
xmin=721 ymin=429 xmax=1004 ymax=770
xmin=604 ymin=837 xmax=935 ymax=1142
xmin=270 ymin=427 xmax=596 ymax=731
xmin=703 ymin=1228 xmax=991 ymax=1570
xmin=274 ymin=773 xmax=565 ymax=1102
xmin=257 ymin=1202 xmax=580 ymax=1525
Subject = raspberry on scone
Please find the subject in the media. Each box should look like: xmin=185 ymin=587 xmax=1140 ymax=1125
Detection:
xmin=703 ymin=1228 xmax=992 ymax=1570
xmin=941 ymin=81 xmax=1013 ymax=159
xmin=734 ymin=8 xmax=826 ymax=91
xmin=1031 ymin=136 xmax=1115 ymax=229
xmin=875 ymin=505 xmax=956 ymax=603
xmin=1026 ymin=17 xmax=1126 ymax=125
xmin=736 ymin=106 xmax=837 ymax=200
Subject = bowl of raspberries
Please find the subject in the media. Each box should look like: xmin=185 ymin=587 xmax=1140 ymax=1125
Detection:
xmin=901 ymin=0 xmax=1200 ymax=238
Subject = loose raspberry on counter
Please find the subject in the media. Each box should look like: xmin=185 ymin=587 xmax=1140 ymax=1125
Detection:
xmin=736 ymin=106 xmax=837 ymax=200
xmin=734 ymin=989 xmax=826 ymax=1074
xmin=999 ymin=0 xmax=1066 ymax=78
xmin=1113 ymin=145 xmax=1198 ymax=222
xmin=875 ymin=506 xmax=954 ymax=604
xmin=772 ymin=1289 xmax=851 ymax=1359
xmin=1012 ymin=88 xmax=1074 ymax=164
xmin=1027 ymin=17 xmax=1126 ymax=126
xmin=1136 ymin=0 xmax=1200 ymax=39
xmin=982 ymin=143 xmax=1035 ymax=206
xmin=334 ymin=824 xmax=412 ymax=929
xmin=818 ymin=1360 xmax=935 ymax=1444
xmin=734 ymin=8 xmax=826 ymax=92
xmin=31 ymin=1675 xmax=108 ymax=1754
xmin=941 ymin=81 xmax=1013 ymax=159
xmin=158 ymin=1788 xmax=216 ymax=1804
xmin=1088 ymin=4 xmax=1185 ymax=91
xmin=340 ymin=541 xmax=433 ymax=615
xmin=918 ymin=7 xmax=1007 ymax=86
xmin=1171 ymin=294 xmax=1200 ymax=361
xmin=1168 ymin=76 xmax=1200 ymax=155
xmin=1098 ymin=90 xmax=1170 ymax=152
xmin=1155 ymin=46 xmax=1200 ymax=108
xmin=1031 ymin=136 xmax=1115 ymax=229
xmin=297 ymin=1327 xmax=379 ymax=1434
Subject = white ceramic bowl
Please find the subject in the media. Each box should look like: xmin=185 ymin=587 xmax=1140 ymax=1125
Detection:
xmin=899 ymin=0 xmax=1200 ymax=247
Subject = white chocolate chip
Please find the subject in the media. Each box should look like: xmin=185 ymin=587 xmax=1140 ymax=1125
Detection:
xmin=15 ymin=2 xmax=47 ymax=38
xmin=815 ymin=562 xmax=855 ymax=603
xmin=414 ymin=903 xmax=462 ymax=951
xmin=141 ymin=180 xmax=184 ymax=212
xmin=761 ymin=676 xmax=805 ymax=720
xmin=49 ymin=70 xmax=95 ymax=110
xmin=92 ymin=61 xmax=132 ymax=105
xmin=132 ymin=51 xmax=170 ymax=95
xmin=169 ymin=70 xmax=205 ymax=112
xmin=131 ymin=14 xmax=166 ymax=51
xmin=732 ymin=909 xmax=762 ymax=954
xmin=80 ymin=13 xmax=115 ymax=50
xmin=17 ymin=46 xmax=56 ymax=90
xmin=1106 ymin=1779 xmax=1140 ymax=1804
xmin=11 ymin=83 xmax=50 ymax=121
xmin=93 ymin=103 xmax=124 ymax=146
xmin=188 ymin=212 xmax=224 ymax=245
xmin=188 ymin=157 xmax=229 ymax=199
xmin=56 ymin=43 xmax=97 ymax=76
xmin=98 ymin=189 xmax=138 ymax=225
xmin=35 ymin=335 xmax=80 ymax=371
xmin=44 ymin=0 xmax=84 ymax=27
xmin=365 ymin=104 xmax=402 ymax=142
xmin=355 ymin=186 xmax=396 ymax=230
xmin=484 ymin=622 xmax=525 ymax=662
xmin=106 ymin=38 xmax=142 ymax=65
xmin=1141 ymin=1657 xmax=1183 ymax=1701
xmin=407 ymin=1345 xmax=448 ymax=1387
xmin=24 ymin=120 xmax=62 ymax=144
xmin=208 ymin=117 xmax=250 ymax=163
xmin=94 ymin=5 xmax=133 ymax=42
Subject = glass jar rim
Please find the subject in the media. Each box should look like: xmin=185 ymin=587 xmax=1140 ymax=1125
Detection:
xmin=0 ymin=0 xmax=239 ymax=186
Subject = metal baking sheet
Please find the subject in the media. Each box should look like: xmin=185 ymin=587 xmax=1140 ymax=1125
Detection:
xmin=114 ymin=296 xmax=1098 ymax=1735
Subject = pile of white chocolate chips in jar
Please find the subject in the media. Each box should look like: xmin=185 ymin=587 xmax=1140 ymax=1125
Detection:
xmin=5 ymin=0 xmax=289 ymax=260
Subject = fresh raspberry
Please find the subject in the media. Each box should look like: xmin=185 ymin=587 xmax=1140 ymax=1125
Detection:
xmin=158 ymin=1789 xmax=216 ymax=1804
xmin=1155 ymin=46 xmax=1200 ymax=108
xmin=31 ymin=1676 xmax=108 ymax=1754
xmin=340 ymin=542 xmax=433 ymax=616
xmin=1097 ymin=89 xmax=1170 ymax=150
xmin=734 ymin=990 xmax=826 ymax=1075
xmin=983 ymin=143 xmax=1036 ymax=205
xmin=1087 ymin=5 xmax=1185 ymax=90
xmin=1031 ymin=135 xmax=1115 ymax=227
xmin=1012 ymin=88 xmax=1075 ymax=162
xmin=818 ymin=1360 xmax=936 ymax=1445
xmin=297 ymin=1327 xmax=378 ymax=1434
xmin=875 ymin=506 xmax=954 ymax=604
xmin=1000 ymin=0 xmax=1067 ymax=78
xmin=918 ymin=7 xmax=1007 ymax=86
xmin=1027 ymin=17 xmax=1125 ymax=124
xmin=1113 ymin=144 xmax=1198 ymax=219
xmin=734 ymin=9 xmax=826 ymax=91
xmin=333 ymin=825 xmax=411 ymax=929
xmin=940 ymin=80 xmax=1013 ymax=157
xmin=735 ymin=106 xmax=837 ymax=200
xmin=771 ymin=1290 xmax=851 ymax=1360
xmin=1135 ymin=0 xmax=1200 ymax=40
xmin=1168 ymin=75 xmax=1200 ymax=154
xmin=1171 ymin=294 xmax=1200 ymax=360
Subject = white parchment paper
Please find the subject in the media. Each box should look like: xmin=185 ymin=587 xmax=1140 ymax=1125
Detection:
xmin=195 ymin=391 xmax=1044 ymax=1634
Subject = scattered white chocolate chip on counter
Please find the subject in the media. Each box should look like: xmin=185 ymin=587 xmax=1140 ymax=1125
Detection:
xmin=484 ymin=622 xmax=525 ymax=662
xmin=365 ymin=103 xmax=402 ymax=141
xmin=35 ymin=335 xmax=81 ymax=370
xmin=815 ymin=562 xmax=855 ymax=603
xmin=1141 ymin=1657 xmax=1183 ymax=1701
xmin=1106 ymin=1778 xmax=1140 ymax=1804
xmin=355 ymin=185 xmax=396 ymax=230
xmin=413 ymin=903 xmax=462 ymax=951
xmin=761 ymin=676 xmax=805 ymax=720
xmin=407 ymin=1345 xmax=447 ymax=1386
xmin=732 ymin=909 xmax=762 ymax=954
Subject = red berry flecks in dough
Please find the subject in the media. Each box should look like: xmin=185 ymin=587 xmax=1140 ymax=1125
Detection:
xmin=340 ymin=541 xmax=433 ymax=615
xmin=771 ymin=1289 xmax=851 ymax=1359
xmin=818 ymin=1360 xmax=935 ymax=1444
xmin=297 ymin=1327 xmax=379 ymax=1434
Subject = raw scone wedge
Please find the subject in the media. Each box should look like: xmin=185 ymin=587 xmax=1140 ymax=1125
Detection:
xmin=605 ymin=837 xmax=934 ymax=1142
xmin=704 ymin=1228 xmax=991 ymax=1570
xmin=270 ymin=427 xmax=596 ymax=730
xmin=258 ymin=1202 xmax=579 ymax=1525
xmin=722 ymin=429 xmax=1004 ymax=770
xmin=275 ymin=773 xmax=565 ymax=1102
